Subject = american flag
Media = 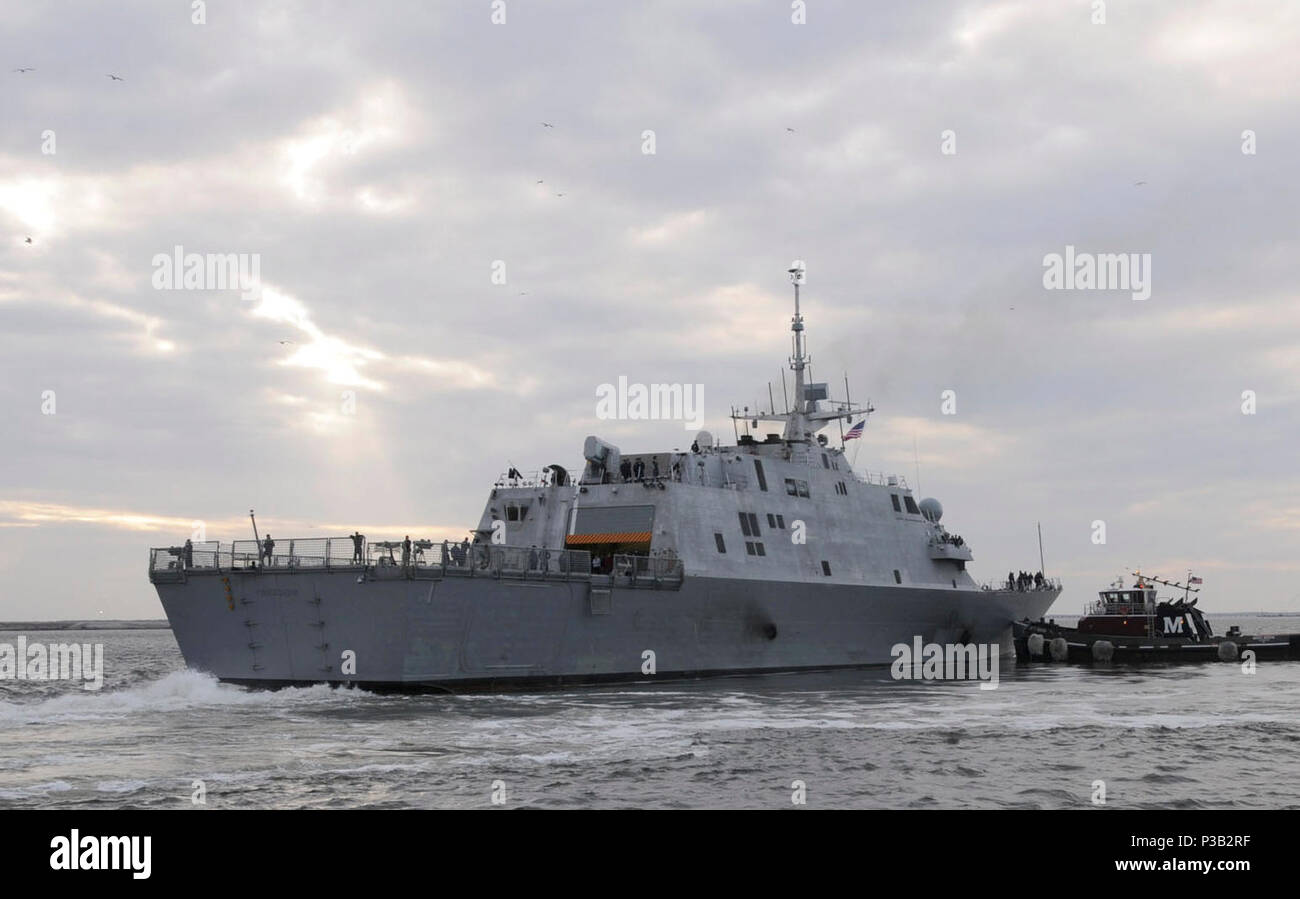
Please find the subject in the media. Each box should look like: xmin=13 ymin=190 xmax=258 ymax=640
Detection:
xmin=844 ymin=420 xmax=865 ymax=441
xmin=1188 ymin=575 xmax=1203 ymax=585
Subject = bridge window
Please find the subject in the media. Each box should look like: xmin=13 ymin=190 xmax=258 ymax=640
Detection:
xmin=904 ymin=496 xmax=920 ymax=515
xmin=739 ymin=512 xmax=760 ymax=536
xmin=739 ymin=513 xmax=751 ymax=536
xmin=776 ymin=514 xmax=785 ymax=528
xmin=893 ymin=569 xmax=902 ymax=584
xmin=714 ymin=533 xmax=726 ymax=554
xmin=821 ymin=560 xmax=831 ymax=576
xmin=753 ymin=459 xmax=768 ymax=492
xmin=784 ymin=478 xmax=810 ymax=497
xmin=890 ymin=494 xmax=902 ymax=512
xmin=745 ymin=541 xmax=757 ymax=556
xmin=756 ymin=542 xmax=766 ymax=556
xmin=821 ymin=453 xmax=830 ymax=469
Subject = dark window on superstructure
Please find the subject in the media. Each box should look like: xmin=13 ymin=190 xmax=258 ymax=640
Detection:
xmin=821 ymin=561 xmax=831 ymax=576
xmin=785 ymin=478 xmax=798 ymax=496
xmin=776 ymin=514 xmax=785 ymax=529
xmin=739 ymin=513 xmax=752 ymax=537
xmin=745 ymin=541 xmax=757 ymax=556
xmin=821 ymin=453 xmax=830 ymax=469
xmin=506 ymin=505 xmax=519 ymax=521
xmin=893 ymin=569 xmax=902 ymax=584
xmin=834 ymin=482 xmax=847 ymax=496
xmin=904 ymin=495 xmax=920 ymax=515
xmin=748 ymin=512 xmax=760 ymax=535
xmin=890 ymin=494 xmax=902 ymax=513
xmin=767 ymin=513 xmax=776 ymax=528
xmin=753 ymin=459 xmax=768 ymax=492
xmin=796 ymin=480 xmax=810 ymax=498
xmin=755 ymin=543 xmax=766 ymax=556
xmin=714 ymin=533 xmax=727 ymax=553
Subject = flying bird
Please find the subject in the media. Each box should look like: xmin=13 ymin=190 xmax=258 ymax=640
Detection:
xmin=278 ymin=339 xmax=294 ymax=345
xmin=1134 ymin=180 xmax=1147 ymax=186
xmin=13 ymin=67 xmax=34 ymax=74
xmin=107 ymin=73 xmax=124 ymax=81
xmin=555 ymin=192 xmax=565 ymax=197
xmin=540 ymin=122 xmax=554 ymax=128
xmin=24 ymin=236 xmax=32 ymax=244
xmin=535 ymin=179 xmax=544 ymax=184
xmin=786 ymin=127 xmax=796 ymax=133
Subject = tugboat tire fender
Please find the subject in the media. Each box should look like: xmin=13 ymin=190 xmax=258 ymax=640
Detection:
xmin=1026 ymin=633 xmax=1045 ymax=659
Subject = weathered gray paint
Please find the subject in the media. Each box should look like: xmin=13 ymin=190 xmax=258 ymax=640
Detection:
xmin=158 ymin=570 xmax=1057 ymax=686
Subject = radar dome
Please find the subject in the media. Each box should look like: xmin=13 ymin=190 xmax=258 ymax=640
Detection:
xmin=919 ymin=497 xmax=943 ymax=522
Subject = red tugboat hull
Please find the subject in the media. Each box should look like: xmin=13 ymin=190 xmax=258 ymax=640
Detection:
xmin=1014 ymin=620 xmax=1300 ymax=664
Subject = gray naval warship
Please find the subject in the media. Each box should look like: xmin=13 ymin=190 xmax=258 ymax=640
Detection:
xmin=150 ymin=264 xmax=1061 ymax=690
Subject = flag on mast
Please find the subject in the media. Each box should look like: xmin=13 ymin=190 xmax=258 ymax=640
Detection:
xmin=1188 ymin=575 xmax=1203 ymax=585
xmin=844 ymin=420 xmax=865 ymax=441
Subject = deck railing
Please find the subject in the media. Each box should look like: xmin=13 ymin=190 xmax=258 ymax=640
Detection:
xmin=150 ymin=539 xmax=600 ymax=585
xmin=147 ymin=538 xmax=693 ymax=590
xmin=980 ymin=577 xmax=1062 ymax=593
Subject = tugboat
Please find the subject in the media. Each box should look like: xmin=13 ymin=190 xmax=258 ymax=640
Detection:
xmin=1015 ymin=572 xmax=1300 ymax=664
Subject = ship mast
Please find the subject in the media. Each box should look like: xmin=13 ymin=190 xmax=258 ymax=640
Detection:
xmin=786 ymin=262 xmax=810 ymax=441
xmin=729 ymin=261 xmax=873 ymax=446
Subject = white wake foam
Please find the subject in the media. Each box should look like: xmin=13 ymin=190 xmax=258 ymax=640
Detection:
xmin=0 ymin=669 xmax=360 ymax=724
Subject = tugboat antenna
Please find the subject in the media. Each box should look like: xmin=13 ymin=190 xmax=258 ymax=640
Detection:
xmin=1037 ymin=522 xmax=1046 ymax=577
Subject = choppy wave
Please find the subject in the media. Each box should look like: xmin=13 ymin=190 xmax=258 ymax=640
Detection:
xmin=3 ymin=629 xmax=1300 ymax=809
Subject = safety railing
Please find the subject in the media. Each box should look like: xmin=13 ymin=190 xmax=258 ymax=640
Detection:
xmin=852 ymin=471 xmax=909 ymax=488
xmin=979 ymin=577 xmax=1062 ymax=593
xmin=1083 ymin=597 xmax=1155 ymax=617
xmin=607 ymin=553 xmax=685 ymax=589
xmin=148 ymin=539 xmax=596 ymax=584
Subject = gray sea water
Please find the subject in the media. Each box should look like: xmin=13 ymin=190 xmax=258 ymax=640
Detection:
xmin=2 ymin=619 xmax=1299 ymax=809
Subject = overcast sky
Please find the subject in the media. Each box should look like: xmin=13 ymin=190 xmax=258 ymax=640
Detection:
xmin=1 ymin=0 xmax=1296 ymax=619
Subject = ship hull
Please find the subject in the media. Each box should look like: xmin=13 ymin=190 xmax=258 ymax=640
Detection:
xmin=156 ymin=571 xmax=1059 ymax=691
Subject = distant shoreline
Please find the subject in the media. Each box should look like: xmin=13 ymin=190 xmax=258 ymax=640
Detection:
xmin=0 ymin=620 xmax=171 ymax=631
